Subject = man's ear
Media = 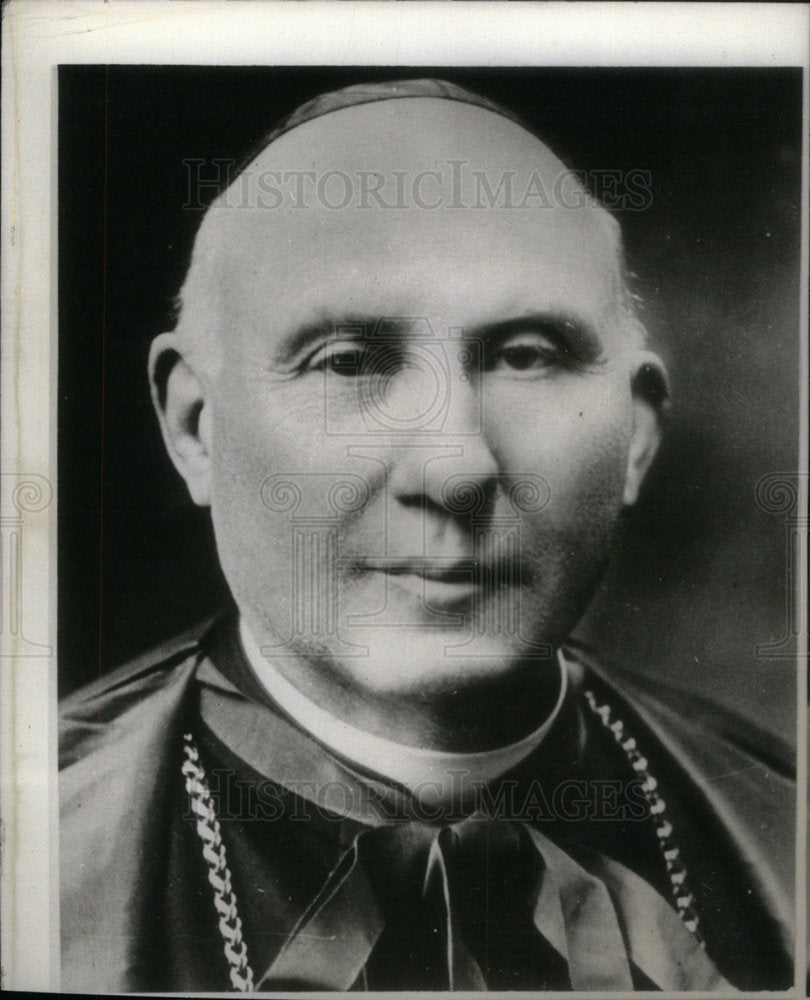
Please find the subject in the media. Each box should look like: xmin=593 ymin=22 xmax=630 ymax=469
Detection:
xmin=148 ymin=333 xmax=213 ymax=506
xmin=623 ymin=351 xmax=669 ymax=506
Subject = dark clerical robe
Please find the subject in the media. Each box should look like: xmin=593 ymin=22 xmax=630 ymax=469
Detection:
xmin=60 ymin=614 xmax=794 ymax=992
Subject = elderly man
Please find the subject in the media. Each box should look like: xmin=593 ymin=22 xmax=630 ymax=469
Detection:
xmin=59 ymin=80 xmax=794 ymax=992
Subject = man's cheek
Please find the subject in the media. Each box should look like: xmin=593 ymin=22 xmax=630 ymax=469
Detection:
xmin=211 ymin=413 xmax=300 ymax=501
xmin=519 ymin=434 xmax=628 ymax=591
xmin=542 ymin=420 xmax=629 ymax=515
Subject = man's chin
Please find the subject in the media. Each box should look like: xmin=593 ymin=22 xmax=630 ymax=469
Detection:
xmin=327 ymin=625 xmax=557 ymax=699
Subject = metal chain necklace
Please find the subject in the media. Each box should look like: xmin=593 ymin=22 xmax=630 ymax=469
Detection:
xmin=181 ymin=734 xmax=255 ymax=992
xmin=181 ymin=690 xmax=703 ymax=992
xmin=583 ymin=689 xmax=704 ymax=944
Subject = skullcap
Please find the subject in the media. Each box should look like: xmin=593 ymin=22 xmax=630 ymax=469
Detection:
xmin=232 ymin=78 xmax=534 ymax=183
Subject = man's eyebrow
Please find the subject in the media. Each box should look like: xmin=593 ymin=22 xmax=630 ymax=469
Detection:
xmin=275 ymin=314 xmax=395 ymax=358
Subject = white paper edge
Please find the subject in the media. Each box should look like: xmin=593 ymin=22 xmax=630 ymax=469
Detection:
xmin=1 ymin=1 xmax=807 ymax=993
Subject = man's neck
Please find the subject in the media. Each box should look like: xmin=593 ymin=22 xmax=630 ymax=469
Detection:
xmin=237 ymin=619 xmax=568 ymax=799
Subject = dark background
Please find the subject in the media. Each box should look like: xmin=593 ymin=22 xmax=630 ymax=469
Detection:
xmin=58 ymin=66 xmax=802 ymax=742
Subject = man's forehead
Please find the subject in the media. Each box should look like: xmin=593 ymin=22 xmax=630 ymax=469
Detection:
xmin=206 ymin=100 xmax=612 ymax=246
xmin=224 ymin=96 xmax=570 ymax=192
xmin=185 ymin=92 xmax=624 ymax=353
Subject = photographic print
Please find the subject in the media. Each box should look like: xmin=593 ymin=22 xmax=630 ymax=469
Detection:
xmin=2 ymin=3 xmax=807 ymax=995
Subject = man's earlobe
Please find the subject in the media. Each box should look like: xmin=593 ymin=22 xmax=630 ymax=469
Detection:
xmin=148 ymin=333 xmax=212 ymax=506
xmin=623 ymin=353 xmax=669 ymax=506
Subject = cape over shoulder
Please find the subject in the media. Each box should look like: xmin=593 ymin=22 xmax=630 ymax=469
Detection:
xmin=59 ymin=622 xmax=212 ymax=993
xmin=59 ymin=622 xmax=213 ymax=766
xmin=569 ymin=640 xmax=796 ymax=971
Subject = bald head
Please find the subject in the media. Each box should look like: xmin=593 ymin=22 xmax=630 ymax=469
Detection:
xmin=168 ymin=81 xmax=646 ymax=379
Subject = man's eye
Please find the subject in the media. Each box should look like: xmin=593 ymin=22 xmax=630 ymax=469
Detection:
xmin=305 ymin=341 xmax=403 ymax=378
xmin=306 ymin=342 xmax=365 ymax=376
xmin=484 ymin=334 xmax=564 ymax=376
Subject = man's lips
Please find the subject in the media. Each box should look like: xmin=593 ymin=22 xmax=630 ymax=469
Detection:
xmin=357 ymin=557 xmax=525 ymax=604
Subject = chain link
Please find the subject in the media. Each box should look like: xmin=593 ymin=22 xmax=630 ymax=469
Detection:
xmin=182 ymin=733 xmax=256 ymax=991
xmin=583 ymin=689 xmax=704 ymax=944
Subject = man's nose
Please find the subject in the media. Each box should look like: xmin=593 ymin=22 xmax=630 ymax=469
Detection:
xmin=387 ymin=366 xmax=499 ymax=519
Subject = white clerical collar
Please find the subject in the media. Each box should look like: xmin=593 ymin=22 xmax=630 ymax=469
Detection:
xmin=238 ymin=620 xmax=568 ymax=806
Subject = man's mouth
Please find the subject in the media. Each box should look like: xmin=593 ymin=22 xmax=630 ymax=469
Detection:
xmin=358 ymin=557 xmax=524 ymax=606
